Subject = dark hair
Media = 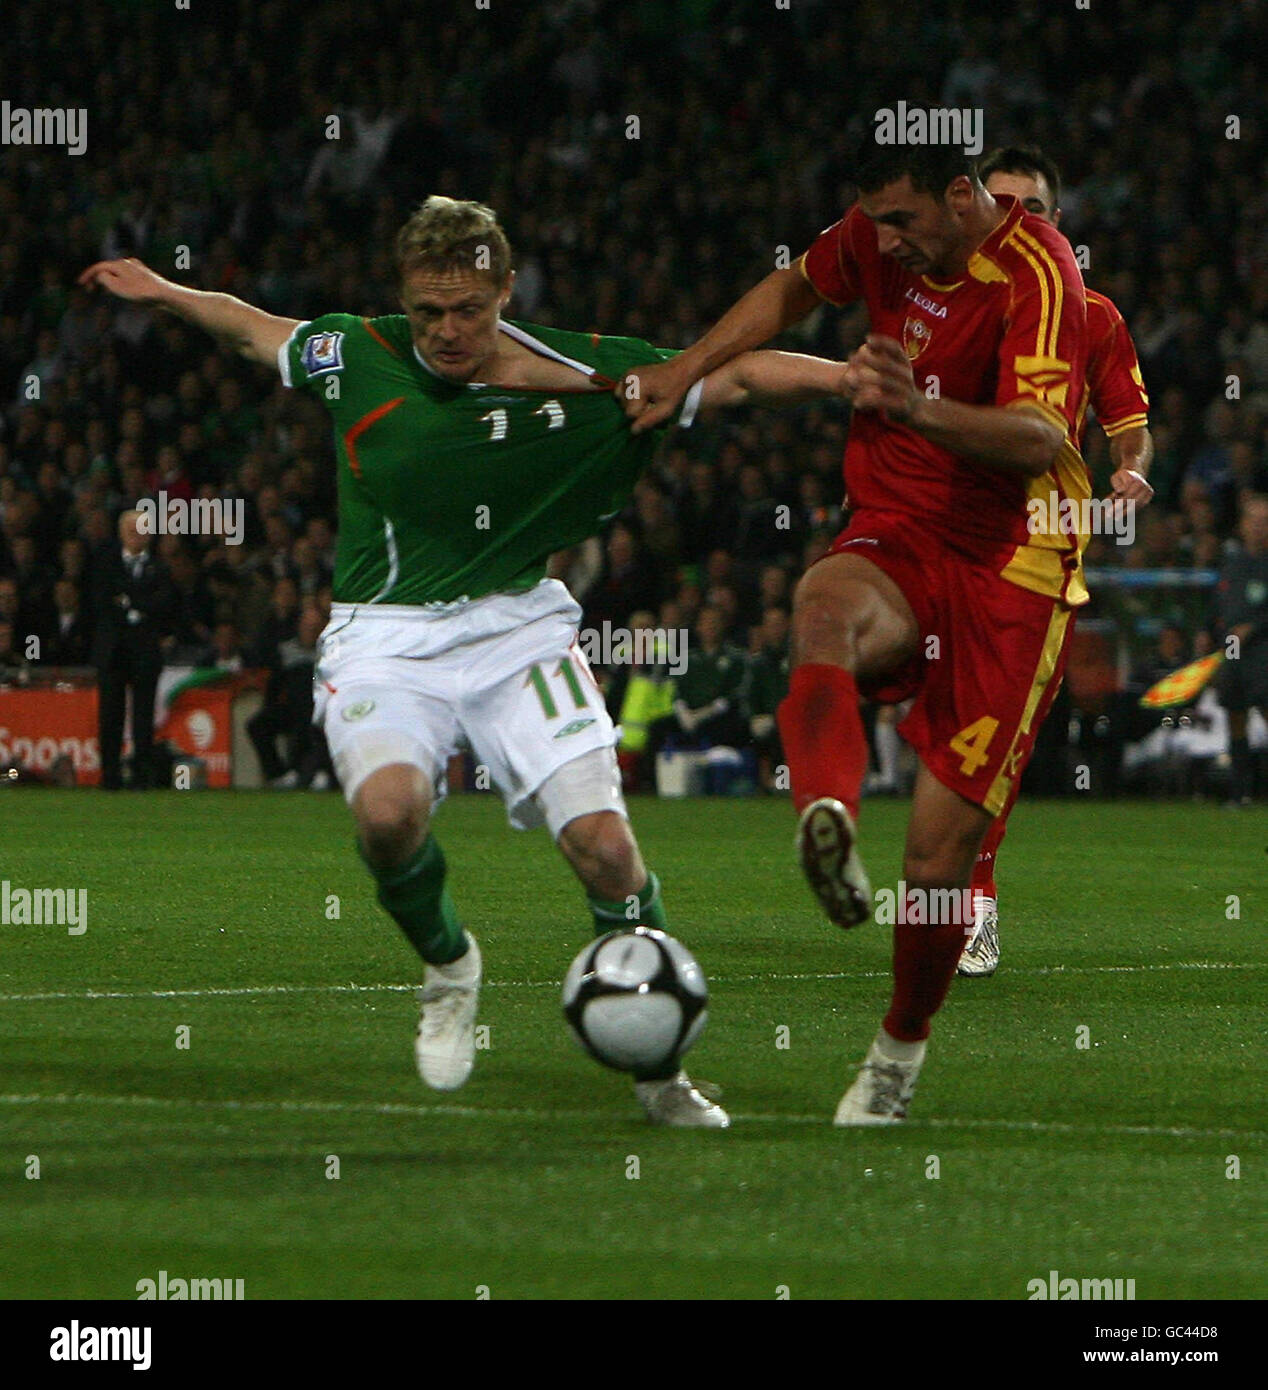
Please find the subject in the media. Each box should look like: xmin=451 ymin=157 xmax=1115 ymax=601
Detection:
xmin=975 ymin=145 xmax=1063 ymax=210
xmin=854 ymin=108 xmax=979 ymax=196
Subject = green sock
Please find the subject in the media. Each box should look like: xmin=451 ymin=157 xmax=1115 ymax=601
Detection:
xmin=360 ymin=834 xmax=466 ymax=965
xmin=588 ymin=871 xmax=669 ymax=936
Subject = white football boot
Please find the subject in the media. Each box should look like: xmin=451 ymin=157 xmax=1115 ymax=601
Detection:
xmin=415 ymin=931 xmax=482 ymax=1091
xmin=957 ymin=896 xmax=1000 ymax=978
xmin=635 ymin=1071 xmax=731 ymax=1128
xmin=833 ymin=1031 xmax=925 ymax=1126
xmin=796 ymin=797 xmax=872 ymax=929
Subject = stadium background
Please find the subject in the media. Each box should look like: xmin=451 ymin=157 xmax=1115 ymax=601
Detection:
xmin=1 ymin=0 xmax=1265 ymax=797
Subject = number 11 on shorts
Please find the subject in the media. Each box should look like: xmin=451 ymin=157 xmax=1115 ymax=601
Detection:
xmin=525 ymin=660 xmax=587 ymax=720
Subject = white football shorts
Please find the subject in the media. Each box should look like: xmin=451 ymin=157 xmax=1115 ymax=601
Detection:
xmin=313 ymin=578 xmax=625 ymax=833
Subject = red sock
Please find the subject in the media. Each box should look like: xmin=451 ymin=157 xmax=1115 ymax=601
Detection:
xmin=883 ymin=914 xmax=966 ymax=1043
xmin=973 ymin=793 xmax=1014 ymax=899
xmin=970 ymin=844 xmax=998 ymax=901
xmin=776 ymin=663 xmax=868 ymax=818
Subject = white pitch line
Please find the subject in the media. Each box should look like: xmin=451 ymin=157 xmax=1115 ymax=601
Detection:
xmin=0 ymin=959 xmax=1263 ymax=1006
xmin=0 ymin=1091 xmax=1262 ymax=1143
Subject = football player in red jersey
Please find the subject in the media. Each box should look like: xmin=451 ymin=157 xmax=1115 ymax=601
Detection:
xmin=955 ymin=146 xmax=1155 ymax=977
xmin=620 ymin=127 xmax=1093 ymax=1123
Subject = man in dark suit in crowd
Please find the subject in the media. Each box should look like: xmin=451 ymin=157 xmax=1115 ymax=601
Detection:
xmin=247 ymin=603 xmax=332 ymax=789
xmin=92 ymin=509 xmax=175 ymax=789
xmin=46 ymin=578 xmax=92 ymax=666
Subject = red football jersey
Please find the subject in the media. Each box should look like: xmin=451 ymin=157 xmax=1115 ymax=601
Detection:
xmin=1078 ymin=288 xmax=1150 ymax=443
xmin=799 ymin=193 xmax=1092 ymax=605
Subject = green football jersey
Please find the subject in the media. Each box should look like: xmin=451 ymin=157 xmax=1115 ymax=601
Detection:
xmin=281 ymin=314 xmax=689 ymax=605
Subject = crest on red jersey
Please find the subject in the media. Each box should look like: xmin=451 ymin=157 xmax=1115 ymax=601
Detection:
xmin=902 ymin=314 xmax=932 ymax=360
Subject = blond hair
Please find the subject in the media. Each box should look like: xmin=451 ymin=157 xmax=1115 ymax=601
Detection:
xmin=394 ymin=196 xmax=512 ymax=284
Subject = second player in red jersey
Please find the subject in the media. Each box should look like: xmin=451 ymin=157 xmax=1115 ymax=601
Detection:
xmin=958 ymin=145 xmax=1155 ymax=978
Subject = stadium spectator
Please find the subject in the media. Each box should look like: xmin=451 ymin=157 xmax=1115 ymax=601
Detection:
xmin=246 ymin=604 xmax=332 ymax=790
xmin=583 ymin=521 xmax=661 ymax=630
xmin=632 ymin=481 xmax=682 ymax=572
xmin=202 ymin=620 xmax=247 ymax=673
xmin=608 ymin=608 xmax=677 ymax=792
xmin=166 ymin=547 xmax=217 ymax=660
xmin=646 ymin=604 xmax=748 ymax=761
xmin=1217 ymin=494 xmax=1268 ymax=803
xmin=0 ymin=577 xmax=23 ymax=641
xmin=679 ymin=462 xmax=738 ymax=562
xmin=247 ymin=575 xmax=302 ymax=668
xmin=45 ymin=578 xmax=91 ymax=666
xmin=732 ymin=462 xmax=785 ymax=569
xmin=290 ymin=535 xmax=331 ymax=599
xmin=7 ymin=535 xmax=56 ymax=640
xmin=91 ymin=509 xmax=175 ymax=791
xmin=746 ymin=605 xmax=790 ymax=792
xmin=0 ymin=619 xmax=29 ymax=680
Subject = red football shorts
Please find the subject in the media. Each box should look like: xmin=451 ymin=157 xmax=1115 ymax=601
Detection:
xmin=825 ymin=512 xmax=1077 ymax=816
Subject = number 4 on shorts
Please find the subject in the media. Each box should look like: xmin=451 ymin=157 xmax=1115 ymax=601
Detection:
xmin=949 ymin=715 xmax=1000 ymax=777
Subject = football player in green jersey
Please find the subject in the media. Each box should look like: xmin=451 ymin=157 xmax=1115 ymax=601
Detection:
xmin=81 ymin=197 xmax=851 ymax=1126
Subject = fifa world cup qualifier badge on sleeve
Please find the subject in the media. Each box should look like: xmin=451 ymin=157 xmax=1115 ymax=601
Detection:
xmin=301 ymin=331 xmax=345 ymax=376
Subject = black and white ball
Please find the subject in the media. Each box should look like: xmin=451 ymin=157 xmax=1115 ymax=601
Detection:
xmin=562 ymin=927 xmax=709 ymax=1079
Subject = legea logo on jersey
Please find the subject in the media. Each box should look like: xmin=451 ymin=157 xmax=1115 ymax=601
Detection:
xmin=1027 ymin=490 xmax=1136 ymax=547
xmin=576 ymin=622 xmax=688 ymax=676
xmin=872 ymin=102 xmax=983 ymax=157
xmin=136 ymin=493 xmax=245 ymax=545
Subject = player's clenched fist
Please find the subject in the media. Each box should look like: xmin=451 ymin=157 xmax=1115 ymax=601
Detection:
xmin=847 ymin=334 xmax=920 ymax=423
xmin=77 ymin=257 xmax=174 ymax=304
xmin=616 ymin=358 xmax=691 ymax=434
xmin=1110 ymin=468 xmax=1154 ymax=505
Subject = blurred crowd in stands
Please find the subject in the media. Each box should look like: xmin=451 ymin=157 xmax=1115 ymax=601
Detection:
xmin=1 ymin=0 xmax=1266 ymax=796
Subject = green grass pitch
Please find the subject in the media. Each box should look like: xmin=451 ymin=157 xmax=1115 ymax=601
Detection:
xmin=1 ymin=790 xmax=1263 ymax=1300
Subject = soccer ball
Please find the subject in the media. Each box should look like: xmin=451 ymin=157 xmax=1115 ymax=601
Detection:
xmin=561 ymin=926 xmax=709 ymax=1079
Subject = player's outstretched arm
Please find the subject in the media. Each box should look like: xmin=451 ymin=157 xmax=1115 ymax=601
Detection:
xmin=78 ymin=258 xmax=301 ymax=367
xmin=697 ymin=350 xmax=853 ymax=413
xmin=619 ymin=266 xmax=822 ymax=434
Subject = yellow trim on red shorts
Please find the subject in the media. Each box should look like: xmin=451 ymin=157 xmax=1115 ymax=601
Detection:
xmin=983 ymin=604 xmax=1072 ymax=815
